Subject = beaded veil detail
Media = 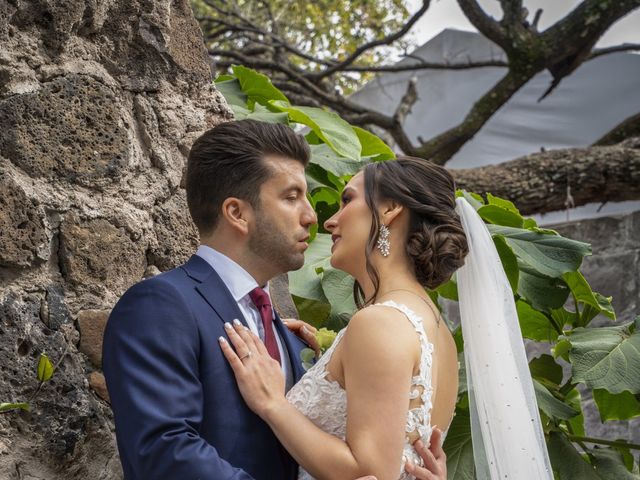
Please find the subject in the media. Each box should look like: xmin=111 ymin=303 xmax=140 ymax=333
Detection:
xmin=285 ymin=300 xmax=438 ymax=480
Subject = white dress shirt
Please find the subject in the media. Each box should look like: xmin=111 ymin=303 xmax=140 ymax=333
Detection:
xmin=196 ymin=245 xmax=294 ymax=389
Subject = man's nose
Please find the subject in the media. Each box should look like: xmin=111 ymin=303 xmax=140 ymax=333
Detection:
xmin=302 ymin=197 xmax=317 ymax=226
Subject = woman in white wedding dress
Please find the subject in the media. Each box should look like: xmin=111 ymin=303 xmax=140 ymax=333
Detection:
xmin=220 ymin=157 xmax=466 ymax=480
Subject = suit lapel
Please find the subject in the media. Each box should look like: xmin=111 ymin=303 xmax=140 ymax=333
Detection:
xmin=182 ymin=255 xmax=307 ymax=382
xmin=273 ymin=312 xmax=307 ymax=383
xmin=181 ymin=255 xmax=250 ymax=329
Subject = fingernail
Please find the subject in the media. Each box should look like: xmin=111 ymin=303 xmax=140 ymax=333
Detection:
xmin=282 ymin=320 xmax=289 ymax=325
xmin=233 ymin=319 xmax=242 ymax=326
xmin=218 ymin=336 xmax=226 ymax=343
xmin=301 ymin=326 xmax=308 ymax=334
xmin=224 ymin=322 xmax=232 ymax=329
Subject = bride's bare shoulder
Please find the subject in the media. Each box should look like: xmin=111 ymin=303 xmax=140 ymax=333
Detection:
xmin=342 ymin=304 xmax=421 ymax=359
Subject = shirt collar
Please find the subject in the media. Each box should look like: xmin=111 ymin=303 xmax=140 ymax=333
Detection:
xmin=195 ymin=245 xmax=270 ymax=302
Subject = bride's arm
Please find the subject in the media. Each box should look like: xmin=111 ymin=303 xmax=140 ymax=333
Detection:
xmin=220 ymin=308 xmax=419 ymax=480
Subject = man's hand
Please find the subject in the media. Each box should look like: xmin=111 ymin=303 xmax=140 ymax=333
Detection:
xmin=283 ymin=319 xmax=320 ymax=357
xmin=404 ymin=428 xmax=447 ymax=480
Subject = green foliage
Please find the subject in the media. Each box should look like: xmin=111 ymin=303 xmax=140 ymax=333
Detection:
xmin=194 ymin=0 xmax=412 ymax=93
xmin=37 ymin=353 xmax=55 ymax=382
xmin=217 ymin=66 xmax=640 ymax=479
xmin=1 ymin=352 xmax=58 ymax=415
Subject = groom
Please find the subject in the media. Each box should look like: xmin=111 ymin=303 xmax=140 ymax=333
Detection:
xmin=103 ymin=119 xmax=446 ymax=479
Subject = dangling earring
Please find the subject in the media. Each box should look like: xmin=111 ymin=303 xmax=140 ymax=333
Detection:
xmin=377 ymin=224 xmax=390 ymax=257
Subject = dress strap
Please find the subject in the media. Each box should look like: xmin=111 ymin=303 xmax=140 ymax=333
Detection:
xmin=373 ymin=300 xmax=429 ymax=340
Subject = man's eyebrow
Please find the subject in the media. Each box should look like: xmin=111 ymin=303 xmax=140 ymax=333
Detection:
xmin=281 ymin=184 xmax=305 ymax=194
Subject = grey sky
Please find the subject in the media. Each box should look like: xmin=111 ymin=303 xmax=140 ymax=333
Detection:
xmin=406 ymin=0 xmax=640 ymax=48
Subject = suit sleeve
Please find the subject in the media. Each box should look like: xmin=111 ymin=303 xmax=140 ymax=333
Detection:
xmin=102 ymin=278 xmax=254 ymax=480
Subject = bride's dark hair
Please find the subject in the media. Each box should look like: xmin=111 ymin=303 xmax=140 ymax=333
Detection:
xmin=355 ymin=156 xmax=469 ymax=308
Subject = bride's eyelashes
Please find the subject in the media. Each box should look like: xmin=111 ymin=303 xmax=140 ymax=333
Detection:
xmin=340 ymin=194 xmax=351 ymax=205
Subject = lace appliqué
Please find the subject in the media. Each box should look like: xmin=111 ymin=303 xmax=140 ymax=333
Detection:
xmin=285 ymin=300 xmax=435 ymax=480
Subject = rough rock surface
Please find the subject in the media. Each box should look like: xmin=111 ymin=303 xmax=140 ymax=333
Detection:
xmin=0 ymin=0 xmax=232 ymax=478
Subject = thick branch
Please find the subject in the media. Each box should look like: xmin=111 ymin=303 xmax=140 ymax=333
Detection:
xmin=452 ymin=139 xmax=640 ymax=215
xmin=413 ymin=70 xmax=531 ymax=164
xmin=594 ymin=112 xmax=640 ymax=146
xmin=457 ymin=0 xmax=506 ymax=47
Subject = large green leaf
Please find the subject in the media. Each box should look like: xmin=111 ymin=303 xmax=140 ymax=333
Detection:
xmin=516 ymin=299 xmax=559 ymax=342
xmin=568 ymin=317 xmax=640 ymax=394
xmin=288 ymin=234 xmax=332 ymax=302
xmin=563 ymin=271 xmax=616 ymax=323
xmin=478 ymin=205 xmax=524 ymax=228
xmin=529 ymin=354 xmax=563 ymax=385
xmin=271 ymin=101 xmax=361 ymax=160
xmin=214 ymin=78 xmax=247 ymax=107
xmin=566 ymin=387 xmax=586 ymax=436
xmin=591 ymin=448 xmax=639 ymax=480
xmin=486 ymin=193 xmax=520 ymax=214
xmin=493 ymin=236 xmax=519 ymax=293
xmin=309 ymin=143 xmax=363 ymax=177
xmin=548 ymin=431 xmax=601 ymax=480
xmin=232 ymin=65 xmax=289 ymax=104
xmin=443 ymin=407 xmax=475 ymax=480
xmin=517 ymin=267 xmax=570 ymax=312
xmin=321 ymin=267 xmax=356 ymax=330
xmin=593 ymin=389 xmax=640 ymax=421
xmin=292 ymin=296 xmax=331 ymax=329
xmin=243 ymin=103 xmax=290 ymax=124
xmin=487 ymin=225 xmax=591 ymax=278
xmin=533 ymin=379 xmax=579 ymax=420
xmin=353 ymin=126 xmax=395 ymax=161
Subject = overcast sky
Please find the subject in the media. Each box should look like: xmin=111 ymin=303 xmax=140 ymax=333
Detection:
xmin=406 ymin=0 xmax=640 ymax=48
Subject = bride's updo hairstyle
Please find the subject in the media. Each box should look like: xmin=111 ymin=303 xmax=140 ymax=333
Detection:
xmin=355 ymin=156 xmax=469 ymax=307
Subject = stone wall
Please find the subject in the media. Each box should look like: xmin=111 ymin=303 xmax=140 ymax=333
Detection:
xmin=0 ymin=1 xmax=232 ymax=478
xmin=552 ymin=210 xmax=640 ymax=323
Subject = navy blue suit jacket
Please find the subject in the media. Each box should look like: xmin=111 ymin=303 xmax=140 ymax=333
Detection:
xmin=103 ymin=255 xmax=308 ymax=480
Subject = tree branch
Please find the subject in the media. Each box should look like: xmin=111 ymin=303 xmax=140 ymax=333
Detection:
xmin=457 ymin=0 xmax=506 ymax=47
xmin=414 ymin=69 xmax=531 ymax=164
xmin=452 ymin=138 xmax=640 ymax=215
xmin=594 ymin=111 xmax=640 ymax=146
xmin=337 ymin=59 xmax=508 ymax=73
xmin=589 ymin=42 xmax=640 ymax=59
xmin=313 ymin=0 xmax=432 ymax=80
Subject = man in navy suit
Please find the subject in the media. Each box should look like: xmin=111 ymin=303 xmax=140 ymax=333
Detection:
xmin=103 ymin=120 xmax=447 ymax=480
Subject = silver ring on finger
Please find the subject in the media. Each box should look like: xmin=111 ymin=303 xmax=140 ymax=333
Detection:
xmin=239 ymin=350 xmax=253 ymax=361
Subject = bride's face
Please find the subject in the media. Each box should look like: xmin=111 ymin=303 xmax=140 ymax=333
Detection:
xmin=323 ymin=172 xmax=373 ymax=275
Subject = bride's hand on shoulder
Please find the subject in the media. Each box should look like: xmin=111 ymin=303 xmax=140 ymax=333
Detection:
xmin=218 ymin=320 xmax=286 ymax=418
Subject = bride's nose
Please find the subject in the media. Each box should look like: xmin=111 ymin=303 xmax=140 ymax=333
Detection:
xmin=324 ymin=213 xmax=338 ymax=232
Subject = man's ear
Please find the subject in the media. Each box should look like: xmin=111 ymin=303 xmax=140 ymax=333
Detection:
xmin=221 ymin=197 xmax=252 ymax=235
xmin=380 ymin=200 xmax=404 ymax=226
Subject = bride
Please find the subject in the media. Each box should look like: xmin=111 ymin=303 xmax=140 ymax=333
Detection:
xmin=220 ymin=157 xmax=552 ymax=480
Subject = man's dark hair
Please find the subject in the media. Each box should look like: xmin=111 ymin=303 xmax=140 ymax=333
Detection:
xmin=186 ymin=120 xmax=310 ymax=235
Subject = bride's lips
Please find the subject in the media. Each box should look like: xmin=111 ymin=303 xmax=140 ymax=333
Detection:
xmin=331 ymin=234 xmax=341 ymax=252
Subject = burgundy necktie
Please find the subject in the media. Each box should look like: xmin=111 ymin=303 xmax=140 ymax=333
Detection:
xmin=248 ymin=287 xmax=281 ymax=365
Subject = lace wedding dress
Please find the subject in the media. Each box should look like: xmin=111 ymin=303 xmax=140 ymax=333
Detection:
xmin=286 ymin=300 xmax=439 ymax=480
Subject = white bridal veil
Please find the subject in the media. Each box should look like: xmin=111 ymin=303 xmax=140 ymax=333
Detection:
xmin=455 ymin=197 xmax=553 ymax=480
